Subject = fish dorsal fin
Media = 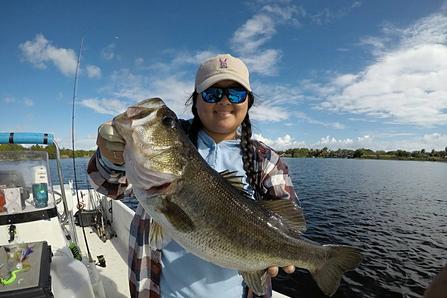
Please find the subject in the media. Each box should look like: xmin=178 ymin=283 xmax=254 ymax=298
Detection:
xmin=260 ymin=200 xmax=307 ymax=232
xmin=219 ymin=170 xmax=252 ymax=199
xmin=219 ymin=170 xmax=244 ymax=189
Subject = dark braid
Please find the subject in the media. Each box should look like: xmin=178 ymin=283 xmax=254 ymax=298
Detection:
xmin=240 ymin=114 xmax=256 ymax=187
xmin=187 ymin=92 xmax=203 ymax=148
xmin=240 ymin=93 xmax=258 ymax=196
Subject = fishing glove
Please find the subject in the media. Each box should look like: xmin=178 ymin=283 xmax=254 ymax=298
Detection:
xmin=97 ymin=121 xmax=125 ymax=165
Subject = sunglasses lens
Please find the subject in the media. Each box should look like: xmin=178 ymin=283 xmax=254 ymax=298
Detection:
xmin=201 ymin=87 xmax=248 ymax=103
xmin=227 ymin=88 xmax=247 ymax=103
xmin=201 ymin=87 xmax=223 ymax=103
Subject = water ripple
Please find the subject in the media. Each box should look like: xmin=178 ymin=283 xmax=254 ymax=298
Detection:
xmin=274 ymin=158 xmax=447 ymax=298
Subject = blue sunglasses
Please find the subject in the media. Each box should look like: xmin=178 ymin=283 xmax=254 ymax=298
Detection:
xmin=201 ymin=87 xmax=248 ymax=104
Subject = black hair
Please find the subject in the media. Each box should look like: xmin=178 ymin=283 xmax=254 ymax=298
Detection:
xmin=186 ymin=91 xmax=257 ymax=192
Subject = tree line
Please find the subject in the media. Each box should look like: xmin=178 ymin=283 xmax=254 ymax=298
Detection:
xmin=0 ymin=144 xmax=95 ymax=159
xmin=278 ymin=147 xmax=447 ymax=162
xmin=2 ymin=143 xmax=447 ymax=162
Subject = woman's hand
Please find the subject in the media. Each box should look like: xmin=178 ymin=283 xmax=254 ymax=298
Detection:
xmin=267 ymin=265 xmax=295 ymax=277
xmin=97 ymin=121 xmax=125 ymax=165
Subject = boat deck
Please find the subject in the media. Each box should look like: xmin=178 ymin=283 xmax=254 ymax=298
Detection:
xmin=77 ymin=224 xmax=129 ymax=298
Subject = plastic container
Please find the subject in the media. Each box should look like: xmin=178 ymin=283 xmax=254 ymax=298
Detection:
xmin=50 ymin=256 xmax=96 ymax=298
xmin=32 ymin=183 xmax=48 ymax=208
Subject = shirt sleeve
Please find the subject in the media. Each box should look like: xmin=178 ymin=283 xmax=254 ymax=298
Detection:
xmin=259 ymin=145 xmax=300 ymax=206
xmin=87 ymin=149 xmax=129 ymax=199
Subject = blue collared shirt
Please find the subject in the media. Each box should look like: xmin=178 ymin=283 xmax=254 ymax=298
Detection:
xmin=160 ymin=130 xmax=249 ymax=298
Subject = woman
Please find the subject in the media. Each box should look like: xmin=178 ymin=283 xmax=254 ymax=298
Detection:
xmin=88 ymin=54 xmax=301 ymax=298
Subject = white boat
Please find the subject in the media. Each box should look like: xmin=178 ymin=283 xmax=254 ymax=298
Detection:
xmin=0 ymin=132 xmax=289 ymax=298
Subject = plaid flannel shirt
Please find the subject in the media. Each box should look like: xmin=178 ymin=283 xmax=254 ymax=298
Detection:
xmin=87 ymin=137 xmax=300 ymax=298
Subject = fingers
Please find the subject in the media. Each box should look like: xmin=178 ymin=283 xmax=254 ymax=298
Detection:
xmin=96 ymin=122 xmax=125 ymax=165
xmin=267 ymin=266 xmax=279 ymax=277
xmin=99 ymin=122 xmax=125 ymax=143
xmin=283 ymin=265 xmax=295 ymax=274
xmin=97 ymin=134 xmax=125 ymax=165
xmin=267 ymin=265 xmax=296 ymax=278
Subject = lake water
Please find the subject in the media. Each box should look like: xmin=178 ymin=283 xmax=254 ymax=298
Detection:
xmin=50 ymin=157 xmax=447 ymax=298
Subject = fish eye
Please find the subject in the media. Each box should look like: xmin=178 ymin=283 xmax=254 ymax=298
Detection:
xmin=161 ymin=116 xmax=175 ymax=128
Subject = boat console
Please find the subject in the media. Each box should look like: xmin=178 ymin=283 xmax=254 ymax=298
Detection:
xmin=0 ymin=132 xmax=98 ymax=298
xmin=0 ymin=151 xmax=58 ymax=225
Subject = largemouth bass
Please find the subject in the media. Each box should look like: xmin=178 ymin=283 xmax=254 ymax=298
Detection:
xmin=112 ymin=98 xmax=362 ymax=296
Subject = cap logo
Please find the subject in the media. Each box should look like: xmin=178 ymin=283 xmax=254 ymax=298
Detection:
xmin=219 ymin=58 xmax=228 ymax=68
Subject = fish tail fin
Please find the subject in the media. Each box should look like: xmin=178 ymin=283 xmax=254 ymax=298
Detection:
xmin=309 ymin=245 xmax=362 ymax=297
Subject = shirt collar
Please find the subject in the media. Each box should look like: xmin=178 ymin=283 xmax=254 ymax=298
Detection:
xmin=197 ymin=129 xmax=240 ymax=148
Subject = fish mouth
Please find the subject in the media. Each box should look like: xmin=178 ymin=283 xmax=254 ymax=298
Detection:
xmin=126 ymin=98 xmax=165 ymax=119
xmin=113 ymin=98 xmax=165 ymax=132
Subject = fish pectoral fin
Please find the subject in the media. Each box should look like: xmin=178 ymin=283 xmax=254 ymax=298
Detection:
xmin=239 ymin=270 xmax=268 ymax=296
xmin=161 ymin=200 xmax=195 ymax=233
xmin=260 ymin=200 xmax=307 ymax=232
xmin=149 ymin=219 xmax=171 ymax=250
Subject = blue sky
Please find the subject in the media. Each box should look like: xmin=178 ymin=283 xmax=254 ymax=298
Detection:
xmin=1 ymin=0 xmax=447 ymax=151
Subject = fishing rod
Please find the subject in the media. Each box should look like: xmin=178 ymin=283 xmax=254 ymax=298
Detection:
xmin=71 ymin=36 xmax=94 ymax=263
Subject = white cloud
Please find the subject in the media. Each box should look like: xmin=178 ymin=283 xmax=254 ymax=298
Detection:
xmin=358 ymin=36 xmax=389 ymax=56
xmin=253 ymin=132 xmax=447 ymax=151
xmin=246 ymin=81 xmax=306 ymax=122
xmin=253 ymin=133 xmax=305 ymax=150
xmin=400 ymin=13 xmax=447 ymax=48
xmin=295 ymin=112 xmax=345 ymax=129
xmin=3 ymin=96 xmax=15 ymax=103
xmin=171 ymin=50 xmax=218 ymax=66
xmin=250 ymin=105 xmax=289 ymax=121
xmin=134 ymin=57 xmax=144 ymax=66
xmin=56 ymin=134 xmax=97 ymax=151
xmin=313 ymin=133 xmax=447 ymax=151
xmin=19 ymin=34 xmax=77 ymax=76
xmin=317 ymin=12 xmax=447 ymax=127
xmin=106 ymin=69 xmax=151 ymax=100
xmin=230 ymin=0 xmax=302 ymax=75
xmin=86 ymin=65 xmax=102 ymax=78
xmin=232 ymin=14 xmax=276 ymax=54
xmin=372 ymin=133 xmax=447 ymax=151
xmin=79 ymin=98 xmax=128 ymax=115
xmin=85 ymin=68 xmax=193 ymax=117
xmin=23 ymin=98 xmax=34 ymax=107
xmin=145 ymin=76 xmax=195 ymax=117
xmin=252 ymin=81 xmax=304 ymax=105
xmin=332 ymin=74 xmax=358 ymax=87
xmin=75 ymin=135 xmax=98 ymax=151
xmin=308 ymin=2 xmax=362 ymax=25
xmin=316 ymin=135 xmax=354 ymax=147
xmin=241 ymin=50 xmax=281 ymax=75
xmin=101 ymin=43 xmax=116 ymax=60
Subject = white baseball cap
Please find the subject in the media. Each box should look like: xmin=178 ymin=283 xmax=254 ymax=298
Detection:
xmin=195 ymin=54 xmax=251 ymax=93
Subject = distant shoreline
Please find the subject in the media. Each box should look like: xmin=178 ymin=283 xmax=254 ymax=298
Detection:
xmin=281 ymin=155 xmax=447 ymax=162
xmin=278 ymin=147 xmax=447 ymax=162
xmin=2 ymin=144 xmax=447 ymax=162
xmin=0 ymin=144 xmax=95 ymax=160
